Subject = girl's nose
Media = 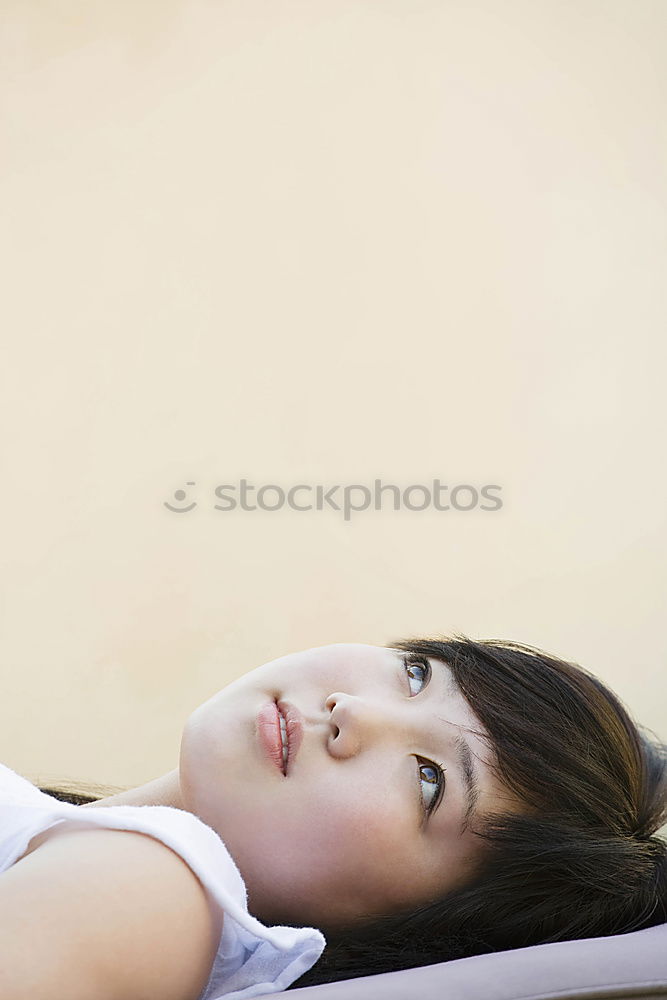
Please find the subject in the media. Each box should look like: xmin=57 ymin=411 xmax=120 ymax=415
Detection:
xmin=325 ymin=691 xmax=403 ymax=758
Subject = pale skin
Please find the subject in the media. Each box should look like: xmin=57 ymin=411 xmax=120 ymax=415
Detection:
xmin=77 ymin=642 xmax=520 ymax=934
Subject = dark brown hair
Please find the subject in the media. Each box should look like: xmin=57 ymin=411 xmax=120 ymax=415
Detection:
xmin=287 ymin=634 xmax=667 ymax=988
xmin=36 ymin=778 xmax=125 ymax=805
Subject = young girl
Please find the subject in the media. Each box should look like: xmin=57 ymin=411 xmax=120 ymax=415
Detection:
xmin=2 ymin=636 xmax=666 ymax=999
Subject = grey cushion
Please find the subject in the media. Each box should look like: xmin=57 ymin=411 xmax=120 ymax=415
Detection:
xmin=261 ymin=923 xmax=667 ymax=1000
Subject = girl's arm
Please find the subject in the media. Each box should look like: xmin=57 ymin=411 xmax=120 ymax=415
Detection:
xmin=0 ymin=825 xmax=222 ymax=1000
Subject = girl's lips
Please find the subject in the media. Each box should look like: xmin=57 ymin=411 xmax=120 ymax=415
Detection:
xmin=257 ymin=701 xmax=285 ymax=774
xmin=256 ymin=699 xmax=304 ymax=776
xmin=276 ymin=699 xmax=304 ymax=771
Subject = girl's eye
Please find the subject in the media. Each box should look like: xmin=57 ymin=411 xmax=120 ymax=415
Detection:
xmin=403 ymin=654 xmax=431 ymax=695
xmin=418 ymin=759 xmax=444 ymax=816
xmin=401 ymin=655 xmax=446 ymax=815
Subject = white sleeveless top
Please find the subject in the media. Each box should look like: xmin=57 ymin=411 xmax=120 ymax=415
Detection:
xmin=0 ymin=762 xmax=326 ymax=1000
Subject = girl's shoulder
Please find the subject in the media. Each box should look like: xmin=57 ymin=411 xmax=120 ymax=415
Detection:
xmin=0 ymin=822 xmax=223 ymax=1000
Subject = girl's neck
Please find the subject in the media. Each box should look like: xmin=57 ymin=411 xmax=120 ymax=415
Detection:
xmin=79 ymin=768 xmax=184 ymax=811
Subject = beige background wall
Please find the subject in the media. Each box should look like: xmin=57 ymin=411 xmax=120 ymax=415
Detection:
xmin=1 ymin=0 xmax=665 ymax=792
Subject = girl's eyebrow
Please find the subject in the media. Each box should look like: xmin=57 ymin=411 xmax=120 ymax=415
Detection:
xmin=429 ymin=657 xmax=481 ymax=834
xmin=454 ymin=731 xmax=480 ymax=834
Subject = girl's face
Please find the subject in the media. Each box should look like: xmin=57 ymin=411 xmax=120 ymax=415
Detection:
xmin=179 ymin=643 xmax=517 ymax=933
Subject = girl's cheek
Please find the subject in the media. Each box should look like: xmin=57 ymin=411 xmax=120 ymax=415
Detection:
xmin=310 ymin=779 xmax=402 ymax=853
